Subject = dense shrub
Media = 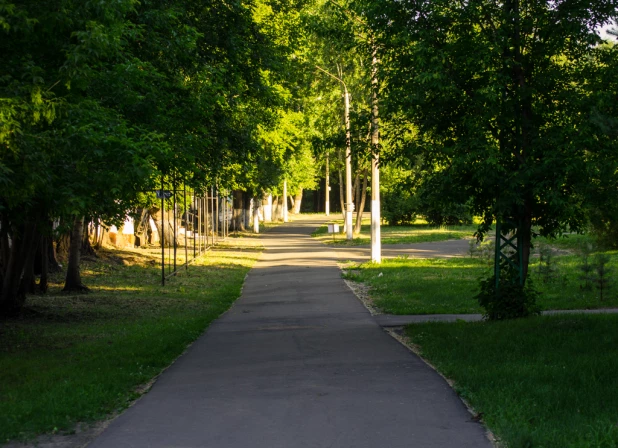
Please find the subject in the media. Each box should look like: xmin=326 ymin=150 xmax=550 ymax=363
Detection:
xmin=476 ymin=272 xmax=541 ymax=320
xmin=382 ymin=188 xmax=418 ymax=225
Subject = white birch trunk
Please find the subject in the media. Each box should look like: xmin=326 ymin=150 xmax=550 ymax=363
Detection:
xmin=283 ymin=180 xmax=288 ymax=222
xmin=253 ymin=198 xmax=260 ymax=233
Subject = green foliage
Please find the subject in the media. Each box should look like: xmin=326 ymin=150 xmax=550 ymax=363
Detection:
xmin=537 ymin=244 xmax=559 ymax=284
xmin=0 ymin=0 xmax=295 ymax=312
xmin=368 ymin=0 xmax=618 ymax=279
xmin=592 ymin=253 xmax=613 ymax=302
xmin=590 ymin=213 xmax=618 ymax=249
xmin=476 ymin=273 xmax=541 ymax=320
xmin=382 ymin=189 xmax=417 ymax=226
xmin=577 ymin=243 xmax=595 ymax=292
xmin=380 ymin=165 xmax=417 ymax=225
xmin=417 ymin=195 xmax=473 ymax=227
xmin=468 ymin=239 xmax=495 ymax=266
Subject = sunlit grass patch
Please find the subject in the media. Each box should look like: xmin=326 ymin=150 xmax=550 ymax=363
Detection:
xmin=344 ymin=257 xmax=487 ymax=314
xmin=313 ymin=219 xmax=476 ymax=246
xmin=0 ymin=244 xmax=260 ymax=442
xmin=405 ymin=315 xmax=618 ymax=448
xmin=347 ymin=250 xmax=618 ymax=315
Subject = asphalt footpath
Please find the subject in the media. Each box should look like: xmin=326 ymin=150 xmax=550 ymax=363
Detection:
xmin=89 ymin=217 xmax=493 ymax=448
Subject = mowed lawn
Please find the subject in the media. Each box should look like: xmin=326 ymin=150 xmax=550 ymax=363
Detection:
xmin=344 ymin=231 xmax=618 ymax=447
xmin=313 ymin=219 xmax=477 ymax=246
xmin=0 ymin=246 xmax=260 ymax=442
xmin=406 ymin=315 xmax=618 ymax=448
xmin=345 ymin=250 xmax=618 ymax=315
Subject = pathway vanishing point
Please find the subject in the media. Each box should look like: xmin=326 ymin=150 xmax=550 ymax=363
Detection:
xmin=89 ymin=217 xmax=493 ymax=448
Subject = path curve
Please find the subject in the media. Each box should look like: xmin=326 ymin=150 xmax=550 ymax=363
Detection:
xmin=89 ymin=217 xmax=492 ymax=448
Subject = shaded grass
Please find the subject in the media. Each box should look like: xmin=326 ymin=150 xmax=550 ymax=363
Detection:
xmin=313 ymin=219 xmax=476 ymax=246
xmin=536 ymin=233 xmax=597 ymax=251
xmin=405 ymin=315 xmax=618 ymax=448
xmin=0 ymin=246 xmax=259 ymax=442
xmin=344 ymin=257 xmax=485 ymax=314
xmin=346 ymin=250 xmax=618 ymax=314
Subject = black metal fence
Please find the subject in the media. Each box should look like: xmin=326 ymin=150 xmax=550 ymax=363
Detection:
xmin=158 ymin=183 xmax=232 ymax=286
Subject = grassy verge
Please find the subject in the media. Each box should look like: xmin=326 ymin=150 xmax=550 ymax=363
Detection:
xmin=405 ymin=315 xmax=618 ymax=448
xmin=344 ymin=250 xmax=618 ymax=314
xmin=313 ymin=220 xmax=476 ymax=246
xmin=0 ymin=245 xmax=260 ymax=443
xmin=537 ymin=233 xmax=597 ymax=251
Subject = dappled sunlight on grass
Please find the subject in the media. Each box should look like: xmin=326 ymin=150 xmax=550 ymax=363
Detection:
xmin=314 ymin=219 xmax=476 ymax=246
xmin=348 ymin=249 xmax=618 ymax=315
xmin=344 ymin=257 xmax=489 ymax=314
xmin=0 ymin=245 xmax=261 ymax=442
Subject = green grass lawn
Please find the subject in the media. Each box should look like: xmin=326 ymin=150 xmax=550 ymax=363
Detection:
xmin=344 ymin=250 xmax=618 ymax=314
xmin=313 ymin=219 xmax=477 ymax=246
xmin=537 ymin=233 xmax=597 ymax=251
xmin=0 ymin=245 xmax=259 ymax=443
xmin=405 ymin=315 xmax=618 ymax=448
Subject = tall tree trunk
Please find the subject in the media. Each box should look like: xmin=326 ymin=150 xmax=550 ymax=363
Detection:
xmin=55 ymin=224 xmax=71 ymax=263
xmin=149 ymin=207 xmax=176 ymax=247
xmin=133 ymin=209 xmax=150 ymax=247
xmin=262 ymin=194 xmax=272 ymax=222
xmin=39 ymin=235 xmax=49 ymax=294
xmin=288 ymin=195 xmax=295 ymax=212
xmin=354 ymin=169 xmax=369 ymax=234
xmin=20 ymin=237 xmax=37 ymax=295
xmin=243 ymin=192 xmax=252 ymax=229
xmin=0 ymin=221 xmax=38 ymax=315
xmin=293 ymin=190 xmax=303 ymax=214
xmin=338 ymin=168 xmax=345 ymax=223
xmin=370 ymin=39 xmax=382 ymax=264
xmin=46 ymin=227 xmax=61 ymax=272
xmin=0 ymin=215 xmax=10 ymax=270
xmin=81 ymin=219 xmax=97 ymax=257
xmin=253 ymin=197 xmax=260 ymax=233
xmin=272 ymin=196 xmax=280 ymax=221
xmin=63 ymin=216 xmax=89 ymax=292
xmin=353 ymin=171 xmax=360 ymax=213
xmin=232 ymin=190 xmax=244 ymax=231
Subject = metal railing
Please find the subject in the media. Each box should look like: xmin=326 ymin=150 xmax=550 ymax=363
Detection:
xmin=158 ymin=182 xmax=232 ymax=286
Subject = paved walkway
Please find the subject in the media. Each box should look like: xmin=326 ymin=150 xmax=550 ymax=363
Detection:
xmin=375 ymin=308 xmax=618 ymax=326
xmin=89 ymin=217 xmax=492 ymax=448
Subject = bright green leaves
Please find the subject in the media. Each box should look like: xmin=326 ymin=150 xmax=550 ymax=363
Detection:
xmin=372 ymin=0 xmax=618 ymax=240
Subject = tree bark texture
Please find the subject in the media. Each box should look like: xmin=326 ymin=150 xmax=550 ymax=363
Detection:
xmin=133 ymin=209 xmax=151 ymax=247
xmin=272 ymin=196 xmax=281 ymax=221
xmin=34 ymin=226 xmax=61 ymax=274
xmin=353 ymin=171 xmax=360 ymax=214
xmin=81 ymin=220 xmax=97 ymax=257
xmin=354 ymin=169 xmax=368 ymax=234
xmin=55 ymin=227 xmax=71 ymax=263
xmin=63 ymin=216 xmax=89 ymax=292
xmin=293 ymin=190 xmax=303 ymax=214
xmin=338 ymin=168 xmax=345 ymax=223
xmin=149 ymin=207 xmax=177 ymax=247
xmin=243 ymin=192 xmax=252 ymax=229
xmin=232 ymin=190 xmax=245 ymax=231
xmin=39 ymin=236 xmax=49 ymax=294
xmin=253 ymin=197 xmax=260 ymax=233
xmin=0 ymin=221 xmax=38 ymax=314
